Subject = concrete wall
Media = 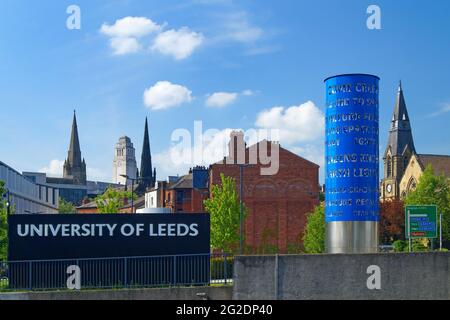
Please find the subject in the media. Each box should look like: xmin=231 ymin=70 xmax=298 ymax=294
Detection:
xmin=0 ymin=286 xmax=232 ymax=301
xmin=233 ymin=253 xmax=450 ymax=300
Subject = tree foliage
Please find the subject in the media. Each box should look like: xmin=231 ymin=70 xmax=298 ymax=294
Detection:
xmin=58 ymin=198 xmax=76 ymax=214
xmin=0 ymin=181 xmax=8 ymax=261
xmin=204 ymin=173 xmax=247 ymax=253
xmin=302 ymin=205 xmax=325 ymax=254
xmin=405 ymin=165 xmax=450 ymax=241
xmin=380 ymin=199 xmax=405 ymax=244
xmin=95 ymin=187 xmax=136 ymax=214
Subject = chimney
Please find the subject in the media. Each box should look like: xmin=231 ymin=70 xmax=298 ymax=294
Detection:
xmin=228 ymin=131 xmax=246 ymax=165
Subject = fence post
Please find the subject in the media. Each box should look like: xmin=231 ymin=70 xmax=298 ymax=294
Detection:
xmin=28 ymin=261 xmax=32 ymax=291
xmin=223 ymin=254 xmax=228 ymax=285
xmin=173 ymin=255 xmax=177 ymax=286
xmin=124 ymin=257 xmax=128 ymax=288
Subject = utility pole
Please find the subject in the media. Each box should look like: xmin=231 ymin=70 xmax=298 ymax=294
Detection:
xmin=440 ymin=213 xmax=443 ymax=251
xmin=239 ymin=165 xmax=244 ymax=255
xmin=6 ymin=189 xmax=11 ymax=215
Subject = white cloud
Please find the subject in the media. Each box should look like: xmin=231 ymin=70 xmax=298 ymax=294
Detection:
xmin=205 ymin=89 xmax=255 ymax=108
xmin=109 ymin=37 xmax=141 ymax=55
xmin=100 ymin=17 xmax=162 ymax=56
xmin=152 ymin=27 xmax=204 ymax=60
xmin=39 ymin=159 xmax=64 ymax=177
xmin=429 ymin=103 xmax=450 ymax=117
xmin=255 ymin=101 xmax=324 ymax=144
xmin=223 ymin=12 xmax=263 ymax=43
xmin=241 ymin=89 xmax=254 ymax=96
xmin=143 ymin=81 xmax=193 ymax=110
xmin=100 ymin=17 xmax=161 ymax=38
xmin=154 ymin=129 xmax=233 ymax=178
xmin=206 ymin=92 xmax=238 ymax=108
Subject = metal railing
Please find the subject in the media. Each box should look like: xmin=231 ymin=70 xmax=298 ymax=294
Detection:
xmin=0 ymin=253 xmax=233 ymax=291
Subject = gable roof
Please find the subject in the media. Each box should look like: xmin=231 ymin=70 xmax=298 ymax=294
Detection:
xmin=213 ymin=139 xmax=320 ymax=168
xmin=169 ymin=174 xmax=193 ymax=189
xmin=417 ymin=154 xmax=450 ymax=177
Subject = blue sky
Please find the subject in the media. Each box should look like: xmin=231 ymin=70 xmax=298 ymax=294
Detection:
xmin=0 ymin=0 xmax=449 ymax=183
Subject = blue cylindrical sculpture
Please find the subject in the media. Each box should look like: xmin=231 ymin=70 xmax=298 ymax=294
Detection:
xmin=324 ymin=74 xmax=380 ymax=253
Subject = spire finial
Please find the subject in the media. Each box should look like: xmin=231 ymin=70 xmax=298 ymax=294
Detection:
xmin=398 ymin=80 xmax=402 ymax=92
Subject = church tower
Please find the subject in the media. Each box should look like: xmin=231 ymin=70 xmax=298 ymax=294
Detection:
xmin=112 ymin=136 xmax=137 ymax=185
xmin=380 ymin=82 xmax=416 ymax=201
xmin=63 ymin=111 xmax=87 ymax=185
xmin=138 ymin=117 xmax=155 ymax=191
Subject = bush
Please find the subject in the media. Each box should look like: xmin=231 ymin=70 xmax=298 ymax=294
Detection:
xmin=393 ymin=240 xmax=407 ymax=252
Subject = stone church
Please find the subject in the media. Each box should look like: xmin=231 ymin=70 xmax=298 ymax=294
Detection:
xmin=380 ymin=82 xmax=450 ymax=201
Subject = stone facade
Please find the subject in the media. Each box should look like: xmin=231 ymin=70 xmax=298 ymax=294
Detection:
xmin=399 ymin=154 xmax=450 ymax=199
xmin=63 ymin=111 xmax=87 ymax=185
xmin=381 ymin=83 xmax=416 ymax=201
xmin=381 ymin=83 xmax=450 ymax=201
xmin=209 ymin=132 xmax=319 ymax=253
xmin=112 ymin=136 xmax=137 ymax=185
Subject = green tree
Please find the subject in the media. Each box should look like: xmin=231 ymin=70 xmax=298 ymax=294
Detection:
xmin=58 ymin=198 xmax=76 ymax=214
xmin=0 ymin=181 xmax=8 ymax=261
xmin=405 ymin=165 xmax=450 ymax=244
xmin=204 ymin=173 xmax=247 ymax=253
xmin=95 ymin=187 xmax=136 ymax=214
xmin=303 ymin=205 xmax=326 ymax=254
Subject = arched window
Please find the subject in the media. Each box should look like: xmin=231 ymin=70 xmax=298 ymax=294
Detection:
xmin=386 ymin=157 xmax=392 ymax=177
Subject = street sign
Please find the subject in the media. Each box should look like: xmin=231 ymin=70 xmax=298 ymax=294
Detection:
xmin=405 ymin=205 xmax=438 ymax=239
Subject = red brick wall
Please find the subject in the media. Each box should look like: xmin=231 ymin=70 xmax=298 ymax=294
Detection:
xmin=164 ymin=188 xmax=208 ymax=213
xmin=209 ymin=142 xmax=319 ymax=253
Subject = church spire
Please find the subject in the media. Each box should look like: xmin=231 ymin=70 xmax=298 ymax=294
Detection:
xmin=68 ymin=110 xmax=82 ymax=166
xmin=139 ymin=117 xmax=153 ymax=190
xmin=63 ymin=110 xmax=86 ymax=185
xmin=386 ymin=82 xmax=415 ymax=157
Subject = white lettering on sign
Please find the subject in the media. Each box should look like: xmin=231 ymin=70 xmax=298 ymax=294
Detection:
xmin=16 ymin=223 xmax=200 ymax=238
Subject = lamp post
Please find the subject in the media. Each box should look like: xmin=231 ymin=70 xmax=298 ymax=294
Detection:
xmin=5 ymin=189 xmax=11 ymax=216
xmin=238 ymin=164 xmax=252 ymax=255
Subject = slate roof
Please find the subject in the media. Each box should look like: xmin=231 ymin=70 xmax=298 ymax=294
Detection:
xmin=386 ymin=82 xmax=416 ymax=157
xmin=417 ymin=154 xmax=450 ymax=177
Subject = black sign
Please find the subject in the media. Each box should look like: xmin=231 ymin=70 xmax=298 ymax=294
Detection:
xmin=8 ymin=213 xmax=210 ymax=261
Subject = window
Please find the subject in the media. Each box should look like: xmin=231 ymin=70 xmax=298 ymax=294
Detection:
xmin=386 ymin=157 xmax=392 ymax=177
xmin=176 ymin=191 xmax=184 ymax=205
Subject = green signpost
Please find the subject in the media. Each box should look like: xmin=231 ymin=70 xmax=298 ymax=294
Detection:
xmin=405 ymin=205 xmax=438 ymax=239
xmin=405 ymin=205 xmax=439 ymax=253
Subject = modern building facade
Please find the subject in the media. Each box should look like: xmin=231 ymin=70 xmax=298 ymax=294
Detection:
xmin=209 ymin=131 xmax=320 ymax=253
xmin=112 ymin=136 xmax=137 ymax=185
xmin=0 ymin=161 xmax=58 ymax=214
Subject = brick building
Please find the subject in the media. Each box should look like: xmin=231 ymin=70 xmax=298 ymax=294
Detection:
xmin=209 ymin=131 xmax=320 ymax=253
xmin=164 ymin=169 xmax=209 ymax=213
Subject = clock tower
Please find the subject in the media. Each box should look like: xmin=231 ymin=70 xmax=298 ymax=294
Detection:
xmin=112 ymin=136 xmax=137 ymax=185
xmin=380 ymin=82 xmax=416 ymax=201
